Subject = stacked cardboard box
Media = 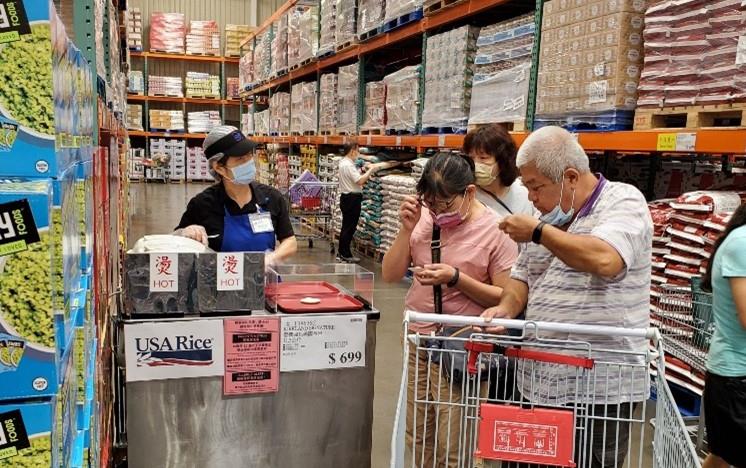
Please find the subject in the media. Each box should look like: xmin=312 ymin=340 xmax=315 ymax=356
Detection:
xmin=149 ymin=110 xmax=185 ymax=132
xmin=298 ymin=6 xmax=320 ymax=64
xmin=319 ymin=73 xmax=339 ymax=133
xmin=126 ymin=104 xmax=144 ymax=131
xmin=148 ymin=75 xmax=183 ymax=97
xmin=150 ymin=139 xmax=187 ymax=180
xmin=128 ymin=70 xmax=145 ymax=94
xmin=335 ymin=0 xmax=357 ymax=49
xmin=272 ymin=14 xmax=289 ymax=76
xmin=255 ymin=30 xmax=272 ymax=83
xmin=239 ymin=48 xmax=254 ymax=89
xmin=185 ymin=72 xmax=220 ymax=98
xmin=358 ymin=0 xmax=385 ymax=36
xmin=319 ymin=0 xmax=337 ymax=56
xmin=226 ymin=77 xmax=241 ymax=99
xmin=422 ymin=25 xmax=479 ymax=132
xmin=535 ymin=0 xmax=646 ymax=130
xmin=255 ymin=109 xmax=270 ymax=135
xmin=361 ymin=81 xmax=386 ymax=131
xmin=469 ymin=14 xmax=535 ymax=127
xmin=187 ymin=147 xmax=211 ymax=181
xmin=150 ymin=12 xmax=186 ymax=53
xmin=638 ymin=1 xmax=744 ymax=108
xmin=188 ymin=111 xmax=222 ymax=133
xmin=291 ymin=81 xmax=318 ymax=134
xmin=384 ymin=65 xmax=420 ymax=133
xmin=127 ymin=7 xmax=143 ymax=50
xmin=129 ymin=148 xmax=146 ymax=180
xmin=270 ymin=92 xmax=291 ymax=134
xmin=186 ymin=20 xmax=220 ymax=56
xmin=337 ymin=63 xmax=359 ymax=134
xmin=226 ymin=24 xmax=253 ymax=57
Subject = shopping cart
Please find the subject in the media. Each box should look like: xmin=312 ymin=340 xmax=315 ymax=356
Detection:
xmin=390 ymin=312 xmax=701 ymax=468
xmin=650 ymin=281 xmax=713 ymax=453
xmin=285 ymin=180 xmax=337 ymax=249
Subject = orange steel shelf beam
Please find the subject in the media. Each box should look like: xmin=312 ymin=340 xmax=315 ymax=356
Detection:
xmin=424 ymin=0 xmax=513 ymax=30
xmin=128 ymin=131 xmax=207 ymax=139
xmin=127 ymin=95 xmax=242 ymax=106
xmin=131 ymin=51 xmax=238 ymax=64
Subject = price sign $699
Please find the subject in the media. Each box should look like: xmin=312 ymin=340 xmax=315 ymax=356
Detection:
xmin=328 ymin=350 xmax=363 ymax=366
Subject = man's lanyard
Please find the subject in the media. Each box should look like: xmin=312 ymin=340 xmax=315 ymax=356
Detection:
xmin=479 ymin=187 xmax=513 ymax=215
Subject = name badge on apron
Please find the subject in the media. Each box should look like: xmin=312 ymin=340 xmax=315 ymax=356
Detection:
xmin=249 ymin=212 xmax=274 ymax=233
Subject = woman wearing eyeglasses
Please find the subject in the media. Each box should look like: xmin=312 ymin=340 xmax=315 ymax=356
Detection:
xmin=381 ymin=151 xmax=518 ymax=466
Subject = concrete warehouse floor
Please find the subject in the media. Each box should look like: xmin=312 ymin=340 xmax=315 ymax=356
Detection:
xmin=127 ymin=182 xmax=659 ymax=468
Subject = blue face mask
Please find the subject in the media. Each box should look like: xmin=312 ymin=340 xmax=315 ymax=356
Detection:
xmin=228 ymin=159 xmax=256 ymax=185
xmin=540 ymin=179 xmax=576 ymax=226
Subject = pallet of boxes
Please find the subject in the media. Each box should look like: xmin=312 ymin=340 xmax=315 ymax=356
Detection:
xmin=635 ymin=1 xmax=746 ymax=130
xmin=127 ymin=7 xmax=143 ymax=51
xmin=225 ymin=24 xmax=253 ymax=57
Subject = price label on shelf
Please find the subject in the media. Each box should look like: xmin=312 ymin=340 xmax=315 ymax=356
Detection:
xmin=437 ymin=134 xmax=446 ymax=147
xmin=323 ymin=136 xmax=328 ymax=144
xmin=366 ymin=135 xmax=372 ymax=145
xmin=675 ymin=133 xmax=696 ymax=152
xmin=395 ymin=136 xmax=402 ymax=146
xmin=656 ymin=133 xmax=677 ymax=151
xmin=280 ymin=315 xmax=367 ymax=372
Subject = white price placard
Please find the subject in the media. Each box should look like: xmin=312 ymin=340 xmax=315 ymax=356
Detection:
xmin=217 ymin=252 xmax=244 ymax=291
xmin=676 ymin=133 xmax=696 ymax=152
xmin=280 ymin=315 xmax=367 ymax=372
xmin=149 ymin=253 xmax=178 ymax=292
xmin=437 ymin=134 xmax=446 ymax=147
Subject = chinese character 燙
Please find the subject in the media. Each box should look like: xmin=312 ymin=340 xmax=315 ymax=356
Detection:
xmin=156 ymin=256 xmax=172 ymax=275
xmin=223 ymin=254 xmax=238 ymax=274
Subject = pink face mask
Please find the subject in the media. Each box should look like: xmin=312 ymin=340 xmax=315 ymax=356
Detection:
xmin=432 ymin=193 xmax=470 ymax=229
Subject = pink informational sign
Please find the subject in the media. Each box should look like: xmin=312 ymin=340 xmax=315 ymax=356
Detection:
xmin=223 ymin=317 xmax=280 ymax=396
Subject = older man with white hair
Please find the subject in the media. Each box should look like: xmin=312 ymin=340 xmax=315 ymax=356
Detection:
xmin=482 ymin=126 xmax=653 ymax=468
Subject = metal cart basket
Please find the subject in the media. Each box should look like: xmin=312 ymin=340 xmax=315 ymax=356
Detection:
xmin=390 ymin=312 xmax=701 ymax=468
xmin=285 ymin=181 xmax=337 ymax=248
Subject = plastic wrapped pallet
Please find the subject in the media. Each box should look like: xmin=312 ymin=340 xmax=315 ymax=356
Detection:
xmin=302 ymin=81 xmax=318 ymax=134
xmin=319 ymin=73 xmax=339 ymax=133
xmin=291 ymin=83 xmax=304 ymax=134
xmin=358 ymin=0 xmax=385 ymax=37
xmin=361 ymin=81 xmax=386 ymax=132
xmin=385 ymin=0 xmax=422 ymax=24
xmin=422 ymin=25 xmax=479 ymax=132
xmin=149 ymin=110 xmax=185 ymax=132
xmin=225 ymin=24 xmax=253 ymax=57
xmin=226 ymin=77 xmax=240 ymax=99
xmin=319 ymin=0 xmax=337 ymax=56
xmin=254 ymin=30 xmax=272 ymax=83
xmin=468 ymin=14 xmax=535 ymax=128
xmin=299 ymin=6 xmax=320 ymax=64
xmin=272 ymin=14 xmax=289 ymax=76
xmin=534 ymin=0 xmax=646 ymax=130
xmin=127 ymin=7 xmax=143 ymax=51
xmin=242 ymin=111 xmax=253 ymax=135
xmin=384 ymin=65 xmax=420 ymax=133
xmin=188 ymin=111 xmax=222 ymax=133
xmin=638 ymin=1 xmax=745 ymax=108
xmin=185 ymin=72 xmax=220 ymax=99
xmin=239 ymin=48 xmax=254 ymax=89
xmin=337 ymin=63 xmax=359 ymax=134
xmin=148 ymin=75 xmax=183 ymax=97
xmin=270 ymin=92 xmax=291 ymax=135
xmin=95 ymin=0 xmax=106 ymax=77
xmin=288 ymin=8 xmax=302 ymax=69
xmin=255 ymin=109 xmax=270 ymax=135
xmin=335 ymin=0 xmax=357 ymax=49
xmin=149 ymin=12 xmax=185 ymax=53
xmin=128 ymin=70 xmax=145 ymax=94
xmin=186 ymin=20 xmax=220 ymax=56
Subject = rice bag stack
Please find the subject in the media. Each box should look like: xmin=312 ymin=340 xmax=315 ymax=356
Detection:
xmin=638 ymin=1 xmax=745 ymax=109
xmin=411 ymin=157 xmax=428 ymax=180
xmin=270 ymin=92 xmax=291 ymax=135
xmin=468 ymin=14 xmax=535 ymax=128
xmin=337 ymin=63 xmax=360 ymax=134
xmin=319 ymin=0 xmax=337 ymax=56
xmin=319 ymin=73 xmax=339 ymax=133
xmin=225 ymin=24 xmax=253 ymax=57
xmin=150 ymin=12 xmax=186 ymax=54
xmin=186 ymin=20 xmax=220 ymax=56
xmin=358 ymin=0 xmax=385 ymax=37
xmin=384 ymin=65 xmax=420 ymax=134
xmin=534 ymin=0 xmax=646 ymax=130
xmin=358 ymin=170 xmax=385 ymax=253
xmin=380 ymin=175 xmax=418 ymax=252
xmin=272 ymin=14 xmax=289 ymax=76
xmin=422 ymin=25 xmax=479 ymax=133
xmin=335 ymin=0 xmax=357 ymax=49
xmin=361 ymin=81 xmax=386 ymax=132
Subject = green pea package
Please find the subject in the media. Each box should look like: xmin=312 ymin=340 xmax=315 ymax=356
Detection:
xmin=0 ymin=350 xmax=77 ymax=467
xmin=0 ymin=175 xmax=82 ymax=401
xmin=0 ymin=1 xmax=95 ymax=178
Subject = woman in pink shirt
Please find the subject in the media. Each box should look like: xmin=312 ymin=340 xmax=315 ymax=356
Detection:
xmin=382 ymin=152 xmax=518 ymax=466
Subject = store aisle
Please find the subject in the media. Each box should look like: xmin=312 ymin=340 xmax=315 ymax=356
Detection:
xmin=127 ymin=182 xmax=408 ymax=467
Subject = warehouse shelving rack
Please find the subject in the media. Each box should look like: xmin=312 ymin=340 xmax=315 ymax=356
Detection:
xmin=238 ymin=0 xmax=746 ymax=156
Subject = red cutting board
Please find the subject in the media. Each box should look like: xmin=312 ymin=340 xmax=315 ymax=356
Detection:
xmin=275 ymin=294 xmax=364 ymax=313
xmin=265 ymin=281 xmax=341 ymax=298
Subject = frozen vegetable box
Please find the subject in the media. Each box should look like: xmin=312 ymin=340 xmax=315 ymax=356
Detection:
xmin=0 ymin=348 xmax=77 ymax=467
xmin=0 ymin=0 xmax=95 ymax=178
xmin=0 ymin=177 xmax=77 ymax=400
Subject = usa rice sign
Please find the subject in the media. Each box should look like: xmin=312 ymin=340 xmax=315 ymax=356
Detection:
xmin=124 ymin=319 xmax=225 ymax=382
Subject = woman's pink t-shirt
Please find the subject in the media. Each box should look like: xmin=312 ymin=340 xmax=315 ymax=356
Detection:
xmin=404 ymin=208 xmax=519 ymax=332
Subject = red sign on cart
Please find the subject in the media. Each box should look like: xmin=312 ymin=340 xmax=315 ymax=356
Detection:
xmin=223 ymin=317 xmax=280 ymax=396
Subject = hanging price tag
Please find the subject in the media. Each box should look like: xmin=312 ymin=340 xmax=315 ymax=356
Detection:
xmin=656 ymin=133 xmax=677 ymax=151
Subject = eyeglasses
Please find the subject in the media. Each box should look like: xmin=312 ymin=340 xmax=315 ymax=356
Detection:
xmin=417 ymin=194 xmax=460 ymax=213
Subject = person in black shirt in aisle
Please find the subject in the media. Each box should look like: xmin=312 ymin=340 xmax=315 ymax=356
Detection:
xmin=337 ymin=143 xmax=389 ymax=263
xmin=175 ymin=126 xmax=297 ymax=266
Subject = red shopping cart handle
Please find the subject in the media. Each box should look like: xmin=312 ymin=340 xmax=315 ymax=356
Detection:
xmin=505 ymin=348 xmax=595 ymax=369
xmin=465 ymin=341 xmax=494 ymax=375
